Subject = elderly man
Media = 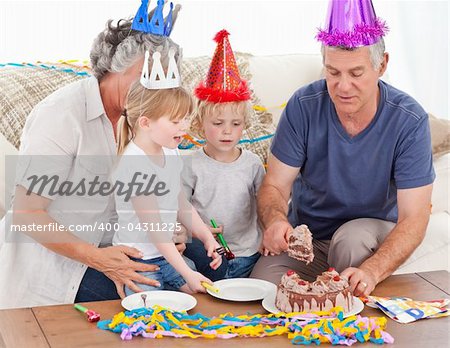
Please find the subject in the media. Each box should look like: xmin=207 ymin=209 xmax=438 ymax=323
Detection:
xmin=251 ymin=0 xmax=435 ymax=297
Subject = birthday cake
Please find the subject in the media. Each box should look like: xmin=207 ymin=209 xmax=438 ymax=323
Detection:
xmin=287 ymin=225 xmax=314 ymax=264
xmin=275 ymin=268 xmax=354 ymax=313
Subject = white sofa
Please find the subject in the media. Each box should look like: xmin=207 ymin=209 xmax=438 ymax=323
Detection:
xmin=0 ymin=53 xmax=449 ymax=274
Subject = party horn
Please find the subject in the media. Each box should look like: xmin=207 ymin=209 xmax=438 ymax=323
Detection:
xmin=210 ymin=218 xmax=235 ymax=260
xmin=201 ymin=281 xmax=219 ymax=294
xmin=74 ymin=304 xmax=100 ymax=322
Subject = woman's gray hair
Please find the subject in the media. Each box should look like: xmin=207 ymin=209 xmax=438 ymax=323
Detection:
xmin=90 ymin=8 xmax=181 ymax=80
xmin=321 ymin=38 xmax=386 ymax=70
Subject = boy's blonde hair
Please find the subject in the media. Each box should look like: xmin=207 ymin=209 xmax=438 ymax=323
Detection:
xmin=117 ymin=81 xmax=193 ymax=155
xmin=189 ymin=100 xmax=252 ymax=139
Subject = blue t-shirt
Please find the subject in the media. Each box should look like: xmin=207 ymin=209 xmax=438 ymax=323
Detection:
xmin=271 ymin=79 xmax=435 ymax=240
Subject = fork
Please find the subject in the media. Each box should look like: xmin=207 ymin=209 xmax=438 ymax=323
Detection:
xmin=215 ymin=246 xmax=226 ymax=256
xmin=215 ymin=246 xmax=235 ymax=260
xmin=141 ymin=293 xmax=147 ymax=308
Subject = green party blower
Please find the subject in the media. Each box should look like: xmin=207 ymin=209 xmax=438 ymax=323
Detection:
xmin=74 ymin=304 xmax=100 ymax=322
xmin=210 ymin=218 xmax=235 ymax=260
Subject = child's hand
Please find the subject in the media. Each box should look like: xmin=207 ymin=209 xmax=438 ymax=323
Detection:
xmin=186 ymin=271 xmax=212 ymax=293
xmin=203 ymin=237 xmax=223 ymax=270
xmin=175 ymin=243 xmax=186 ymax=254
xmin=172 ymin=224 xmax=188 ymax=243
xmin=208 ymin=224 xmax=223 ymax=235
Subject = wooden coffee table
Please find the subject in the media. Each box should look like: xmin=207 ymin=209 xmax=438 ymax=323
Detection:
xmin=1 ymin=271 xmax=449 ymax=347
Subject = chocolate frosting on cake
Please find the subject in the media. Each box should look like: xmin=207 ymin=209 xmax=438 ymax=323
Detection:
xmin=275 ymin=269 xmax=353 ymax=313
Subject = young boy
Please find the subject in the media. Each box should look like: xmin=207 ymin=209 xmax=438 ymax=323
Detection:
xmin=182 ymin=30 xmax=265 ymax=279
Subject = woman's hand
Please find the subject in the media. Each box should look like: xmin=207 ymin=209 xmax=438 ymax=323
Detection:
xmin=88 ymin=245 xmax=160 ymax=298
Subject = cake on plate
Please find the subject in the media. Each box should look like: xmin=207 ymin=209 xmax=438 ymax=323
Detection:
xmin=287 ymin=224 xmax=314 ymax=264
xmin=275 ymin=268 xmax=353 ymax=313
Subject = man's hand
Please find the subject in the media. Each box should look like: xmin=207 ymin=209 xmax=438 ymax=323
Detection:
xmin=341 ymin=185 xmax=433 ymax=297
xmin=340 ymin=266 xmax=378 ymax=297
xmin=262 ymin=220 xmax=292 ymax=255
xmin=257 ymin=155 xmax=299 ymax=256
xmin=88 ymin=246 xmax=161 ymax=298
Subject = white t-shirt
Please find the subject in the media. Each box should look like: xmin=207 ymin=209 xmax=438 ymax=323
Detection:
xmin=112 ymin=141 xmax=183 ymax=259
xmin=0 ymin=77 xmax=118 ymax=309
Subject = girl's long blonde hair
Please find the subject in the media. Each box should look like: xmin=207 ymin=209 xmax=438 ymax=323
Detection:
xmin=117 ymin=81 xmax=193 ymax=155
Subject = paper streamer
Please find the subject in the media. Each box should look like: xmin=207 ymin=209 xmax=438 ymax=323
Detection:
xmin=98 ymin=305 xmax=394 ymax=345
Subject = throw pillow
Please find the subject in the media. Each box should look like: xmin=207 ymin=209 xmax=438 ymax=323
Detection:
xmin=0 ymin=56 xmax=274 ymax=165
xmin=0 ymin=63 xmax=89 ymax=148
xmin=181 ymin=52 xmax=274 ymax=165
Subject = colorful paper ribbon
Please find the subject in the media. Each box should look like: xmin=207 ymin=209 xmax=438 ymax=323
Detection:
xmin=179 ymin=133 xmax=274 ymax=150
xmin=98 ymin=305 xmax=394 ymax=345
xmin=0 ymin=61 xmax=90 ymax=76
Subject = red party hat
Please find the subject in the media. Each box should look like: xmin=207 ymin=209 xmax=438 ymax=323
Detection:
xmin=195 ymin=30 xmax=251 ymax=103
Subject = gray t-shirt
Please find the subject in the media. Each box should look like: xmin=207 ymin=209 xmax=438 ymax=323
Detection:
xmin=182 ymin=148 xmax=265 ymax=256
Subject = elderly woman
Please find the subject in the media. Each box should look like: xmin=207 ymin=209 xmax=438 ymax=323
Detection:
xmin=0 ymin=4 xmax=183 ymax=309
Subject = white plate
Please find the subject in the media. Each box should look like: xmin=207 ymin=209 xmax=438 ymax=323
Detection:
xmin=207 ymin=278 xmax=277 ymax=302
xmin=262 ymin=290 xmax=364 ymax=318
xmin=121 ymin=290 xmax=197 ymax=311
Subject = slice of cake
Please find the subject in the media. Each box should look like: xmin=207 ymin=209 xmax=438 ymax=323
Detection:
xmin=287 ymin=225 xmax=314 ymax=264
xmin=275 ymin=268 xmax=353 ymax=313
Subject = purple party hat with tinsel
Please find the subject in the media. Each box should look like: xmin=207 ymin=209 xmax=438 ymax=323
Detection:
xmin=316 ymin=0 xmax=388 ymax=48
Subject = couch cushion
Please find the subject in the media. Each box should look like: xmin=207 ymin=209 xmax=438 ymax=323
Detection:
xmin=180 ymin=53 xmax=275 ymax=165
xmin=0 ymin=63 xmax=89 ymax=149
xmin=429 ymin=113 xmax=450 ymax=158
xmin=248 ymin=54 xmax=323 ymax=124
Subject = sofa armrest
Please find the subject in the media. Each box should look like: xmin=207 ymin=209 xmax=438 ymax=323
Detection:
xmin=0 ymin=133 xmax=18 ymax=219
xmin=432 ymin=153 xmax=450 ymax=214
xmin=394 ymin=211 xmax=450 ymax=274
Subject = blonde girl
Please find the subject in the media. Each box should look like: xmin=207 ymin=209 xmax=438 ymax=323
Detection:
xmin=113 ymin=82 xmax=222 ymax=295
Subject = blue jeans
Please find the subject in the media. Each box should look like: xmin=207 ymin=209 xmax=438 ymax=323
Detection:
xmin=75 ymin=267 xmax=120 ymax=302
xmin=225 ymin=252 xmax=261 ymax=278
xmin=184 ymin=238 xmax=228 ymax=281
xmin=124 ymin=256 xmax=196 ymax=296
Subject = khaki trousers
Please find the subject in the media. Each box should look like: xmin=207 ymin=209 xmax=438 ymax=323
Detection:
xmin=250 ymin=218 xmax=394 ymax=284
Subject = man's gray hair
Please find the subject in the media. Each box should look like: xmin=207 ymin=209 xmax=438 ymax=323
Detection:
xmin=321 ymin=38 xmax=386 ymax=70
xmin=90 ymin=18 xmax=181 ymax=80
